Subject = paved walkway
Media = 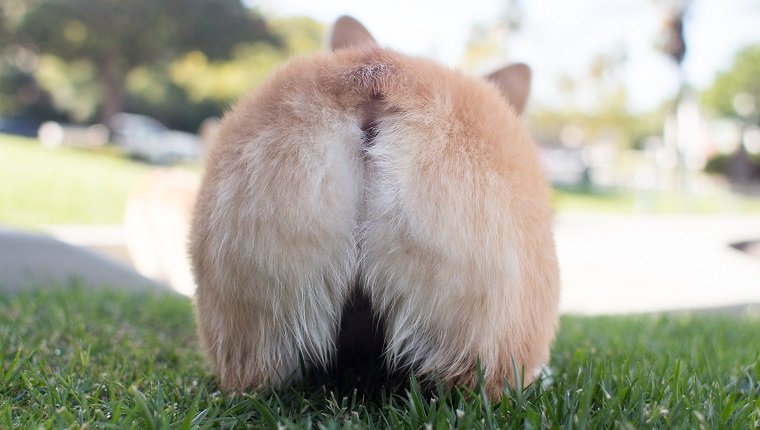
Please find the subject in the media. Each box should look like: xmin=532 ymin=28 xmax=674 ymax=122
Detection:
xmin=555 ymin=213 xmax=760 ymax=314
xmin=2 ymin=214 xmax=759 ymax=315
xmin=0 ymin=227 xmax=166 ymax=292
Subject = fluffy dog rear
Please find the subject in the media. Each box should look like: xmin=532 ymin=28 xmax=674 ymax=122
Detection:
xmin=190 ymin=20 xmax=559 ymax=398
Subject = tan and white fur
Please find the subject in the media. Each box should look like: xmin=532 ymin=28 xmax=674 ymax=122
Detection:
xmin=190 ymin=16 xmax=560 ymax=397
xmin=125 ymin=168 xmax=199 ymax=296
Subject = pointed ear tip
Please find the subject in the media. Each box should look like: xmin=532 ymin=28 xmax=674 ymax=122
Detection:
xmin=330 ymin=15 xmax=376 ymax=51
xmin=335 ymin=15 xmax=357 ymax=24
xmin=511 ymin=63 xmax=532 ymax=77
xmin=333 ymin=15 xmax=367 ymax=30
xmin=488 ymin=63 xmax=532 ymax=80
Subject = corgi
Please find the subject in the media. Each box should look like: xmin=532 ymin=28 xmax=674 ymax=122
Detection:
xmin=190 ymin=16 xmax=559 ymax=398
xmin=125 ymin=168 xmax=199 ymax=296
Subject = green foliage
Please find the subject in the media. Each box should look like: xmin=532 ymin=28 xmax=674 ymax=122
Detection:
xmin=527 ymin=49 xmax=667 ymax=150
xmin=1 ymin=285 xmax=759 ymax=428
xmin=17 ymin=0 xmax=271 ymax=65
xmin=704 ymin=153 xmax=732 ymax=175
xmin=703 ymin=44 xmax=760 ymax=119
xmin=0 ymin=61 xmax=48 ymax=118
xmin=5 ymin=6 xmax=323 ymax=130
xmin=123 ymin=65 xmax=227 ymax=132
xmin=13 ymin=0 xmax=275 ymax=123
xmin=0 ymin=1 xmax=63 ymax=119
xmin=33 ymin=54 xmax=100 ymax=121
xmin=529 ymin=99 xmax=667 ymax=149
xmin=124 ymin=16 xmax=323 ymax=130
xmin=163 ymin=17 xmax=324 ymax=106
xmin=703 ymin=151 xmax=760 ymax=183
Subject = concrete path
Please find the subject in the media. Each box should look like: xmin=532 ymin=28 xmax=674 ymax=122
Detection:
xmin=2 ymin=214 xmax=759 ymax=315
xmin=555 ymin=213 xmax=760 ymax=315
xmin=0 ymin=227 xmax=167 ymax=292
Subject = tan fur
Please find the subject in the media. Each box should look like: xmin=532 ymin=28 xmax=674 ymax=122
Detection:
xmin=190 ymin=21 xmax=559 ymax=398
xmin=125 ymin=169 xmax=198 ymax=296
xmin=486 ymin=63 xmax=532 ymax=115
xmin=329 ymin=15 xmax=376 ymax=51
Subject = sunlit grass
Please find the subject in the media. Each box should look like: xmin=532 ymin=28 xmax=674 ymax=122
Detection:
xmin=0 ymin=134 xmax=152 ymax=226
xmin=2 ymin=133 xmax=759 ymax=228
xmin=552 ymin=184 xmax=760 ymax=214
xmin=1 ymin=285 xmax=758 ymax=428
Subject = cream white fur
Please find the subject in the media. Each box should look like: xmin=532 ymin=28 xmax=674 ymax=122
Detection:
xmin=360 ymin=113 xmax=524 ymax=382
xmin=193 ymin=102 xmax=367 ymax=388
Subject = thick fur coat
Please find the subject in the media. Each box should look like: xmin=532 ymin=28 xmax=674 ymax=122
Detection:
xmin=190 ymin=18 xmax=560 ymax=397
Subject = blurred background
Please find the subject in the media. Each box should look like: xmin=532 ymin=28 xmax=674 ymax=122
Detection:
xmin=1 ymin=0 xmax=758 ymax=313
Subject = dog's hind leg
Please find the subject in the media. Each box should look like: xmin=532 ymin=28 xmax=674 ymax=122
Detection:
xmin=190 ymin=64 xmax=367 ymax=390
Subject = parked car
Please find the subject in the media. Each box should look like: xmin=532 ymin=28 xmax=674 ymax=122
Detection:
xmin=538 ymin=144 xmax=590 ymax=188
xmin=0 ymin=116 xmax=40 ymax=137
xmin=38 ymin=122 xmax=109 ymax=148
xmin=110 ymin=113 xmax=203 ymax=164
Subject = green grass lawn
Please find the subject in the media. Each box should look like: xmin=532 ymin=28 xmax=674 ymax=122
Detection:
xmin=552 ymin=186 xmax=760 ymax=214
xmin=0 ymin=134 xmax=152 ymax=227
xmin=1 ymin=285 xmax=758 ymax=428
xmin=2 ymin=133 xmax=760 ymax=227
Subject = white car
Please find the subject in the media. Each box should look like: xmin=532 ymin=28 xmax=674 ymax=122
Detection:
xmin=110 ymin=113 xmax=203 ymax=164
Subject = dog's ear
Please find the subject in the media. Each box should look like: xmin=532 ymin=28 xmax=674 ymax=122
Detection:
xmin=330 ymin=15 xmax=376 ymax=51
xmin=486 ymin=63 xmax=532 ymax=114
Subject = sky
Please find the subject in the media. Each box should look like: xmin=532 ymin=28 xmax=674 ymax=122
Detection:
xmin=252 ymin=0 xmax=760 ymax=113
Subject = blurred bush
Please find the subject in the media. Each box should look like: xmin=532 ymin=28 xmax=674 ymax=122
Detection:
xmin=0 ymin=0 xmax=323 ymax=132
xmin=702 ymin=45 xmax=760 ymax=120
xmin=701 ymin=45 xmax=760 ymax=184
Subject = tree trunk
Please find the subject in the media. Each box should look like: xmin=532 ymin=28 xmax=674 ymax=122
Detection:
xmin=97 ymin=60 xmax=125 ymax=126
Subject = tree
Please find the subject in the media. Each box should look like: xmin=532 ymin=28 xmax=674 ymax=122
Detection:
xmin=15 ymin=0 xmax=276 ymax=123
xmin=702 ymin=44 xmax=760 ymax=121
xmin=167 ymin=17 xmax=323 ymax=105
xmin=0 ymin=0 xmax=66 ymax=122
xmin=702 ymin=45 xmax=760 ymax=183
xmin=460 ymin=0 xmax=523 ymax=73
xmin=123 ymin=16 xmax=323 ymax=131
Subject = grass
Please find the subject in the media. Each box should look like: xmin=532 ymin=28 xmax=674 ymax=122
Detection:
xmin=1 ymin=285 xmax=758 ymax=428
xmin=552 ymin=186 xmax=760 ymax=214
xmin=0 ymin=133 xmax=151 ymax=227
xmin=3 ymin=133 xmax=760 ymax=228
